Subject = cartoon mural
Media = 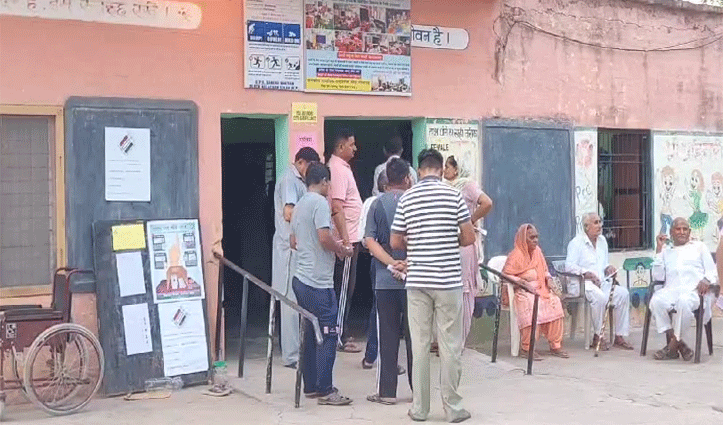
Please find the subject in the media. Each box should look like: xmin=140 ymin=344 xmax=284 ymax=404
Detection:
xmin=573 ymin=130 xmax=598 ymax=234
xmin=653 ymin=134 xmax=723 ymax=251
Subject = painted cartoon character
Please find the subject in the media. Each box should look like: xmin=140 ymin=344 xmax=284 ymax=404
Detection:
xmin=687 ymin=169 xmax=709 ymax=240
xmin=659 ymin=166 xmax=676 ymax=236
xmin=706 ymin=172 xmax=723 ymax=242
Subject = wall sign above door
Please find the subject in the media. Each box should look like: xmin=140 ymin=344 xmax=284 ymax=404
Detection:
xmin=411 ymin=24 xmax=469 ymax=50
xmin=0 ymin=0 xmax=202 ymax=30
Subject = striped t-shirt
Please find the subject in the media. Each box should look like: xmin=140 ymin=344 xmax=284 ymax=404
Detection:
xmin=391 ymin=176 xmax=471 ymax=289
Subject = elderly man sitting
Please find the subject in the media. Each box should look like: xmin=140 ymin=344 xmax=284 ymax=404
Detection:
xmin=565 ymin=212 xmax=633 ymax=350
xmin=650 ymin=217 xmax=718 ymax=361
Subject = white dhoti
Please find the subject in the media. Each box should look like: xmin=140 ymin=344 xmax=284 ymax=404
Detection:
xmin=649 ymin=286 xmax=713 ymax=341
xmin=584 ymin=280 xmax=630 ymax=337
xmin=271 ymin=240 xmax=299 ymax=366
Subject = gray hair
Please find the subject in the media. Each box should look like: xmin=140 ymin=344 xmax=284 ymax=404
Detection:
xmin=376 ymin=169 xmax=389 ymax=193
xmin=581 ymin=212 xmax=599 ymax=231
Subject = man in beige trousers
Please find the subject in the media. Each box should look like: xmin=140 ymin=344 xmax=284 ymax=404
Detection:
xmin=391 ymin=149 xmax=475 ymax=423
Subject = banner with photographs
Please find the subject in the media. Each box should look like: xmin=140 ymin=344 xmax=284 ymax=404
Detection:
xmin=244 ymin=0 xmax=304 ymax=91
xmin=304 ymin=0 xmax=411 ymax=95
xmin=146 ymin=219 xmax=205 ymax=303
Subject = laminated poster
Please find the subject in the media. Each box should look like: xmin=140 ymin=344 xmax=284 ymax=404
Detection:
xmin=158 ymin=300 xmax=209 ymax=376
xmin=304 ymin=0 xmax=411 ymax=95
xmin=146 ymin=219 xmax=205 ymax=304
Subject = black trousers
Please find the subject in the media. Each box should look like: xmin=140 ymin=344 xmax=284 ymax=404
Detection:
xmin=333 ymin=242 xmax=360 ymax=345
xmin=376 ymin=289 xmax=413 ymax=398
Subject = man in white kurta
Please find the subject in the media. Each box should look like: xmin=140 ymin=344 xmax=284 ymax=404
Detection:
xmin=565 ymin=213 xmax=633 ymax=350
xmin=650 ymin=217 xmax=717 ymax=361
xmin=272 ymin=147 xmax=319 ymax=368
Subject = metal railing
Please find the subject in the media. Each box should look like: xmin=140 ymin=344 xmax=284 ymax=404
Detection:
xmin=480 ymin=264 xmax=540 ymax=376
xmin=214 ymin=253 xmax=323 ymax=407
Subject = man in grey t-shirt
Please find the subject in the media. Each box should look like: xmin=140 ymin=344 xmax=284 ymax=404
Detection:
xmin=290 ymin=162 xmax=353 ymax=406
xmin=364 ymin=157 xmax=413 ymax=405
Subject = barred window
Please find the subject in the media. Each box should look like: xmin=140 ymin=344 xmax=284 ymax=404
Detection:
xmin=0 ymin=115 xmax=55 ymax=290
xmin=598 ymin=129 xmax=652 ymax=250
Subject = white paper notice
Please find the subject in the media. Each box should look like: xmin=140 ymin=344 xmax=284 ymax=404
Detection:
xmin=158 ymin=300 xmax=209 ymax=376
xmin=116 ymin=252 xmax=147 ymax=297
xmin=122 ymin=303 xmax=153 ymax=356
xmin=105 ymin=127 xmax=151 ymax=202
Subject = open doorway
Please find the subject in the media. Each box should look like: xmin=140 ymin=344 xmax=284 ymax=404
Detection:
xmin=323 ymin=119 xmax=413 ymax=339
xmin=221 ymin=117 xmax=276 ymax=343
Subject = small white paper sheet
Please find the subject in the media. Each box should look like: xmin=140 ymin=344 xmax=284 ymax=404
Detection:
xmin=157 ymin=300 xmax=209 ymax=376
xmin=122 ymin=303 xmax=153 ymax=356
xmin=116 ymin=251 xmax=146 ymax=297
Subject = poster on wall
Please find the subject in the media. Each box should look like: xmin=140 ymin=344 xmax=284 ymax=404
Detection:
xmin=425 ymin=119 xmax=480 ymax=184
xmin=157 ymin=300 xmax=209 ymax=376
xmin=244 ymin=0 xmax=304 ymax=91
xmin=573 ymin=130 xmax=598 ymax=235
xmin=304 ymin=0 xmax=411 ymax=95
xmin=653 ymin=133 xmax=723 ymax=251
xmin=104 ymin=127 xmax=151 ymax=202
xmin=146 ymin=219 xmax=205 ymax=303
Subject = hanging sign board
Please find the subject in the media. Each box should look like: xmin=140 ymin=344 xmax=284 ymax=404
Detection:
xmin=411 ymin=24 xmax=469 ymax=50
xmin=0 ymin=0 xmax=202 ymax=29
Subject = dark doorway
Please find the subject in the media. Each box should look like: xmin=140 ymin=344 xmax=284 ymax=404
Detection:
xmin=221 ymin=117 xmax=276 ymax=341
xmin=323 ymin=119 xmax=413 ymax=339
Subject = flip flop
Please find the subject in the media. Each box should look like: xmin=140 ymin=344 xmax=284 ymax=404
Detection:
xmin=653 ymin=345 xmax=680 ymax=360
xmin=337 ymin=341 xmax=362 ymax=353
xmin=549 ymin=349 xmax=570 ymax=359
xmin=519 ymin=349 xmax=544 ymax=361
xmin=367 ymin=393 xmax=396 ymax=405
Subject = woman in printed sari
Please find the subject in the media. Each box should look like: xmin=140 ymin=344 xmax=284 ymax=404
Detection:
xmin=443 ymin=156 xmax=493 ymax=342
xmin=502 ymin=224 xmax=569 ymax=360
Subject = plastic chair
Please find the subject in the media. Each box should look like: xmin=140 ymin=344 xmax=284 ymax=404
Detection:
xmin=550 ymin=260 xmax=595 ymax=349
xmin=640 ymin=281 xmax=719 ymax=363
xmin=486 ymin=255 xmax=520 ymax=356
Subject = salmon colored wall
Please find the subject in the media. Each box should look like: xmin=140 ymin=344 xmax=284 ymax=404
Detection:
xmin=2 ymin=0 xmax=722 ymax=353
xmin=0 ymin=0 xmax=497 ymax=354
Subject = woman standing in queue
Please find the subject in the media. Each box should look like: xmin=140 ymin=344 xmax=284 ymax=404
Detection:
xmin=443 ymin=155 xmax=493 ymax=343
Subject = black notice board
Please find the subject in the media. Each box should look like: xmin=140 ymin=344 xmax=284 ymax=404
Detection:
xmin=65 ymin=97 xmax=199 ymax=292
xmin=93 ymin=219 xmax=210 ymax=396
xmin=482 ymin=121 xmax=575 ymax=259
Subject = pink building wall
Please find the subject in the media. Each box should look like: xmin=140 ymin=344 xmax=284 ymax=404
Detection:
xmin=2 ymin=0 xmax=722 ymax=349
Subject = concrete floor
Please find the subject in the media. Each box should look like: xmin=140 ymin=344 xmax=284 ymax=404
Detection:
xmin=4 ymin=318 xmax=722 ymax=425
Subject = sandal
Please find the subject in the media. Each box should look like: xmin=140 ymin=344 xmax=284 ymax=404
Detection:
xmin=361 ymin=358 xmax=374 ymax=369
xmin=590 ymin=336 xmax=610 ymax=351
xmin=677 ymin=342 xmax=694 ymax=361
xmin=318 ymin=390 xmax=353 ymax=406
xmin=613 ymin=339 xmax=634 ymax=350
xmin=653 ymin=345 xmax=680 ymax=360
xmin=549 ymin=349 xmax=570 ymax=359
xmin=519 ymin=349 xmax=543 ymax=361
xmin=337 ymin=339 xmax=362 ymax=353
xmin=367 ymin=393 xmax=396 ymax=405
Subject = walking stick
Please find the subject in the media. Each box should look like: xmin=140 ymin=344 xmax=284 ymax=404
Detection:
xmin=594 ymin=272 xmax=618 ymax=358
xmin=336 ymin=256 xmax=352 ymax=347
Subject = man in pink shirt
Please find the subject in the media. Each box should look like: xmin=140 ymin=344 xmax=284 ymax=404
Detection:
xmin=327 ymin=128 xmax=363 ymax=353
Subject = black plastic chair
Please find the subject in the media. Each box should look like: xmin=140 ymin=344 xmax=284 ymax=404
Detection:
xmin=640 ymin=280 xmax=719 ymax=363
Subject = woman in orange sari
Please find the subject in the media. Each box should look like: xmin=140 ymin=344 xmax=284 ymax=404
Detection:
xmin=503 ymin=224 xmax=569 ymax=359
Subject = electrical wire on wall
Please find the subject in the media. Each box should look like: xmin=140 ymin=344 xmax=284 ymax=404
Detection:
xmin=493 ymin=5 xmax=723 ymax=81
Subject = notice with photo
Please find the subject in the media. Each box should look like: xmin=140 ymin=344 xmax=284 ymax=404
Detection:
xmin=304 ymin=0 xmax=411 ymax=95
xmin=146 ymin=219 xmax=205 ymax=303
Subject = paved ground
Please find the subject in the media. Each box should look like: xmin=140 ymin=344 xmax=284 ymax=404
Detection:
xmin=4 ymin=318 xmax=722 ymax=424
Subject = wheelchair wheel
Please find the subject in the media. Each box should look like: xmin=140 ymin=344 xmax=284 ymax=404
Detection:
xmin=22 ymin=324 xmax=104 ymax=416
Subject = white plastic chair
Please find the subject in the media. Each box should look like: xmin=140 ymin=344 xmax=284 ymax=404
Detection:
xmin=486 ymin=255 xmax=520 ymax=357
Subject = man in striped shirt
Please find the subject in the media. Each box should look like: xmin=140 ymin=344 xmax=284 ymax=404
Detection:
xmin=391 ymin=149 xmax=475 ymax=423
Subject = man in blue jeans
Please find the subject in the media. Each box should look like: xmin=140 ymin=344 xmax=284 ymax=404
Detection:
xmin=290 ymin=161 xmax=354 ymax=406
